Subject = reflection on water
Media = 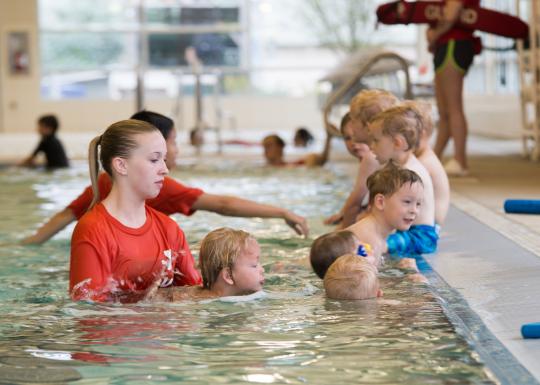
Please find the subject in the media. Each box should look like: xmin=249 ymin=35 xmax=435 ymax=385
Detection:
xmin=0 ymin=162 xmax=496 ymax=384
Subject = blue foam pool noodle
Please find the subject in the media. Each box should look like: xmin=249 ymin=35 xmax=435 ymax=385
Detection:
xmin=503 ymin=199 xmax=540 ymax=214
xmin=521 ymin=322 xmax=540 ymax=339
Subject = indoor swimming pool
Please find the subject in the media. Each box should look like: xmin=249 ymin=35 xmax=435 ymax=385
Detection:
xmin=0 ymin=161 xmax=500 ymax=384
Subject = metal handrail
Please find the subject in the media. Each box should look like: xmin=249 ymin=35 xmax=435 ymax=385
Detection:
xmin=322 ymin=51 xmax=412 ymax=137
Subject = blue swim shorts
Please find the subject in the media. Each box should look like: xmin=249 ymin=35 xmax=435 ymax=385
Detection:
xmin=387 ymin=224 xmax=439 ymax=256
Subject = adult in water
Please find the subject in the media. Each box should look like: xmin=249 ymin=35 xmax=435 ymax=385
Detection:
xmin=22 ymin=111 xmax=308 ymax=245
xmin=70 ymin=119 xmax=201 ymax=302
xmin=428 ymin=0 xmax=478 ymax=176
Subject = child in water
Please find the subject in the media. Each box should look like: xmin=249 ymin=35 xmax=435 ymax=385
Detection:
xmin=148 ymin=227 xmax=265 ymax=301
xmin=324 ymin=254 xmax=382 ymax=300
xmin=310 ymin=230 xmax=378 ymax=279
xmin=368 ymin=105 xmax=438 ymax=255
xmin=19 ymin=114 xmax=69 ymax=169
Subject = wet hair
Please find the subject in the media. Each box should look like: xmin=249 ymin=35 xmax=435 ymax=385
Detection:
xmin=339 ymin=112 xmax=352 ymax=136
xmin=349 ymin=89 xmax=399 ymax=126
xmin=294 ymin=127 xmax=314 ymax=146
xmin=366 ymin=161 xmax=422 ymax=205
xmin=401 ymin=100 xmax=434 ymax=137
xmin=370 ymin=105 xmax=423 ymax=151
xmin=199 ymin=227 xmax=255 ymax=289
xmin=38 ymin=114 xmax=59 ymax=133
xmin=263 ymin=134 xmax=285 ymax=148
xmin=87 ymin=119 xmax=159 ymax=209
xmin=324 ymin=254 xmax=380 ymax=300
xmin=310 ymin=230 xmax=357 ymax=279
xmin=130 ymin=110 xmax=174 ymax=141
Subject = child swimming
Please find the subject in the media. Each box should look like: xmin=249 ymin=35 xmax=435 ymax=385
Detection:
xmin=149 ymin=227 xmax=265 ymax=301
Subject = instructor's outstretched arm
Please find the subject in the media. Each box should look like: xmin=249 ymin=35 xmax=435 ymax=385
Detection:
xmin=192 ymin=193 xmax=309 ymax=236
xmin=21 ymin=208 xmax=76 ymax=245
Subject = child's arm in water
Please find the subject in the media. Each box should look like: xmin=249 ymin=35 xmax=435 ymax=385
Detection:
xmin=339 ymin=158 xmax=378 ymax=228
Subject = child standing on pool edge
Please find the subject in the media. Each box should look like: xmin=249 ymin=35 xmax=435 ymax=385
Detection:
xmin=69 ymin=119 xmax=201 ymax=303
xmin=368 ymin=105 xmax=438 ymax=255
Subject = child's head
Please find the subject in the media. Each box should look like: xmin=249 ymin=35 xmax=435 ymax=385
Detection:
xmin=130 ymin=110 xmax=177 ymax=169
xmin=199 ymin=227 xmax=264 ymax=295
xmin=368 ymin=105 xmax=422 ymax=164
xmin=349 ymin=89 xmax=399 ymax=147
xmin=400 ymin=100 xmax=433 ymax=152
xmin=310 ymin=230 xmax=377 ymax=279
xmin=189 ymin=128 xmax=204 ymax=148
xmin=262 ymin=134 xmax=285 ymax=165
xmin=367 ymin=162 xmax=423 ymax=231
xmin=293 ymin=127 xmax=314 ymax=147
xmin=37 ymin=114 xmax=59 ymax=136
xmin=324 ymin=254 xmax=381 ymax=300
xmin=340 ymin=112 xmax=367 ymax=160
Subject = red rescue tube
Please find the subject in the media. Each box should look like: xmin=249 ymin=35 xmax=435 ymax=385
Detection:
xmin=376 ymin=1 xmax=529 ymax=40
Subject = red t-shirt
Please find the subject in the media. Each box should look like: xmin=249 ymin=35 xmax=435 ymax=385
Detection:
xmin=437 ymin=0 xmax=481 ymax=44
xmin=68 ymin=173 xmax=204 ymax=220
xmin=69 ymin=203 xmax=202 ymax=302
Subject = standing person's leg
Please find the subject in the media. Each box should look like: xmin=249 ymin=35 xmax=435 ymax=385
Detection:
xmin=433 ymin=73 xmax=451 ymax=159
xmin=440 ymin=65 xmax=467 ymax=170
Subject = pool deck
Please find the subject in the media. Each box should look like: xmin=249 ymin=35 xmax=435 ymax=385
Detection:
xmin=427 ymin=138 xmax=540 ymax=382
xmin=1 ymin=132 xmax=540 ymax=381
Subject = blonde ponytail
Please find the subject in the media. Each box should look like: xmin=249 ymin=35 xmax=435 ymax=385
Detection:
xmin=88 ymin=135 xmax=102 ymax=210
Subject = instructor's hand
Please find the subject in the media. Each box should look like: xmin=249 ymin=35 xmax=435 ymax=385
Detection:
xmin=283 ymin=211 xmax=309 ymax=237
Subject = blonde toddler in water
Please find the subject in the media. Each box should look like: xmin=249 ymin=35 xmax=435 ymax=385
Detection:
xmin=149 ymin=227 xmax=265 ymax=301
xmin=324 ymin=254 xmax=382 ymax=300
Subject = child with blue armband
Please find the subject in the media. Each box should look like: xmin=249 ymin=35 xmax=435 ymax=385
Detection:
xmin=347 ymin=162 xmax=425 ymax=258
xmin=368 ymin=105 xmax=438 ymax=255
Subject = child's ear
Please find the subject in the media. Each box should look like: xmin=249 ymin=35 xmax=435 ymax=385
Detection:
xmin=393 ymin=134 xmax=407 ymax=150
xmin=377 ymin=289 xmax=384 ymax=297
xmin=373 ymin=193 xmax=385 ymax=210
xmin=111 ymin=157 xmax=128 ymax=176
xmin=220 ymin=268 xmax=235 ymax=286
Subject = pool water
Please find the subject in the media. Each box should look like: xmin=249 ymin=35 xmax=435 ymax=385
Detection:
xmin=0 ymin=161 xmax=497 ymax=384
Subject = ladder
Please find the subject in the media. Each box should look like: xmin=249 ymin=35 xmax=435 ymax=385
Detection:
xmin=516 ymin=0 xmax=540 ymax=161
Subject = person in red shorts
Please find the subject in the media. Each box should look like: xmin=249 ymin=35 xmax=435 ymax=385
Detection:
xmin=427 ymin=0 xmax=480 ymax=176
xmin=22 ymin=111 xmax=308 ymax=245
xmin=70 ymin=119 xmax=201 ymax=302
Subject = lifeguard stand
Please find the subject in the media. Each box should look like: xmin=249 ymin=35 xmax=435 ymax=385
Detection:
xmin=516 ymin=0 xmax=540 ymax=161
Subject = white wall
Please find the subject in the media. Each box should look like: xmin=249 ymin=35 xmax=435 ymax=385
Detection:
xmin=0 ymin=0 xmax=523 ymax=140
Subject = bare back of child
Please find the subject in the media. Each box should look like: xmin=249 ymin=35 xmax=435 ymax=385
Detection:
xmin=407 ymin=100 xmax=450 ymax=225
